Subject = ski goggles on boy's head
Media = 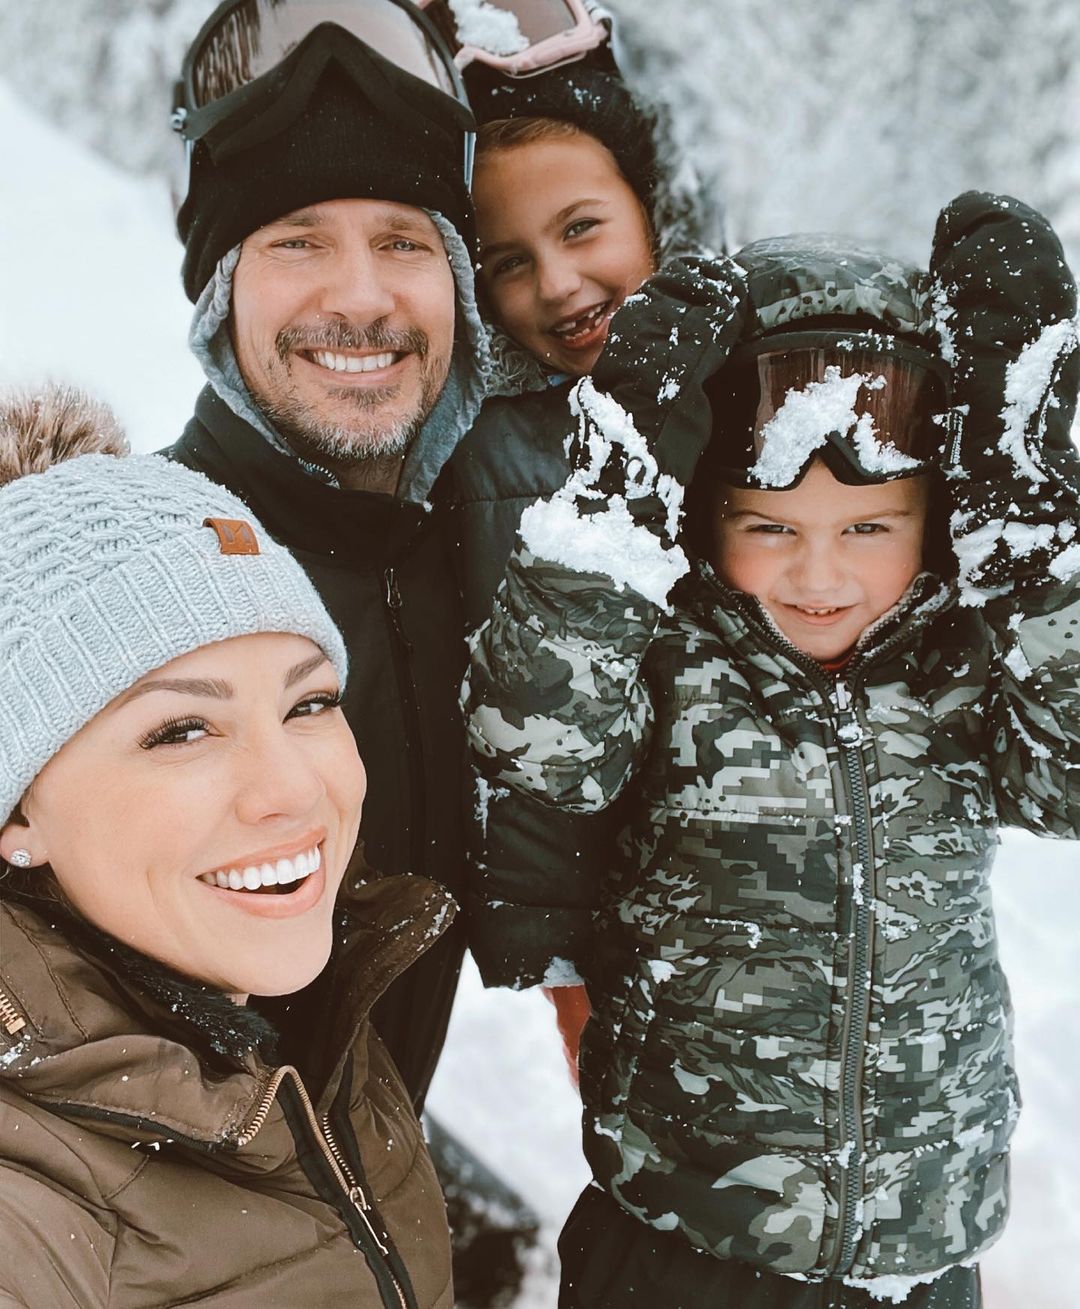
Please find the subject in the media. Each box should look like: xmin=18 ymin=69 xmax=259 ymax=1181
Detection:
xmin=417 ymin=0 xmax=609 ymax=77
xmin=172 ymin=0 xmax=474 ymax=194
xmin=707 ymin=331 xmax=950 ymax=490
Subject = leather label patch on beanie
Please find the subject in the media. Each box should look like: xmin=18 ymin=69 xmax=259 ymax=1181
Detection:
xmin=204 ymin=518 xmax=260 ymax=555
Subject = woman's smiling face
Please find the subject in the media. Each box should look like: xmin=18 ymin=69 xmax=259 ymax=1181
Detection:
xmin=3 ymin=633 xmax=364 ymax=1001
xmin=474 ymin=129 xmax=656 ymax=377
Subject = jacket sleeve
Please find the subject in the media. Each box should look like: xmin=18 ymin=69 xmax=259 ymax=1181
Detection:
xmin=449 ymin=392 xmax=633 ymax=988
xmin=0 ymin=1167 xmax=111 ymax=1308
xmin=466 ymin=545 xmax=663 ymax=812
xmin=930 ymin=191 xmax=1080 ymax=834
xmin=460 ymin=257 xmax=747 ymax=985
xmin=467 ymin=780 xmax=628 ymax=988
xmin=466 ymin=257 xmax=748 ymax=813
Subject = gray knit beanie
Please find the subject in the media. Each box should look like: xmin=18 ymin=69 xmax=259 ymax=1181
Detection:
xmin=0 ymin=395 xmax=347 ymax=822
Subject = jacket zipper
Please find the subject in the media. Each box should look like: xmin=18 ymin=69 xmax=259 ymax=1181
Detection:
xmin=235 ymin=1065 xmax=408 ymax=1309
xmin=829 ymin=677 xmax=876 ymax=1275
xmin=719 ymin=592 xmax=907 ymax=1273
xmin=328 ymin=1058 xmax=420 ymax=1309
xmin=384 ymin=566 xmax=428 ymax=878
xmin=0 ymin=986 xmax=27 ymax=1038
xmin=44 ymin=1070 xmax=410 ymax=1303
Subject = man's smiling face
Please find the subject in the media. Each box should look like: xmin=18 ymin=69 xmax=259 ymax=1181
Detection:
xmin=231 ymin=198 xmax=456 ymax=480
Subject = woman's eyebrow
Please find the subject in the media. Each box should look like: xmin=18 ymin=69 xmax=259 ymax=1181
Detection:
xmin=109 ymin=654 xmax=328 ymax=710
xmin=110 ymin=677 xmax=233 ymax=709
xmin=285 ymin=653 xmax=329 ymax=688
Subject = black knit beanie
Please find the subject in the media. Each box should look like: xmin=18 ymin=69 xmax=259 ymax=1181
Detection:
xmin=469 ymin=64 xmax=658 ymax=215
xmin=178 ymin=65 xmax=476 ymax=302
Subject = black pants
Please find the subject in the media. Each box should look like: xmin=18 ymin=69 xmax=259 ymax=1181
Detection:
xmin=558 ymin=1186 xmax=981 ymax=1309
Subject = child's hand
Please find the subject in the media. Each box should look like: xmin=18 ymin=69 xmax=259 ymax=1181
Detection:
xmin=514 ymin=256 xmax=747 ymax=608
xmin=542 ymin=984 xmax=592 ymax=1089
xmin=931 ymin=192 xmax=1078 ymax=484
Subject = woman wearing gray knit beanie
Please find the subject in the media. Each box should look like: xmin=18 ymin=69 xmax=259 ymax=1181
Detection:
xmin=0 ymin=387 xmax=454 ymax=1307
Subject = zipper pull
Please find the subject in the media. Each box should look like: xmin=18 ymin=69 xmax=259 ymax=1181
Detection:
xmin=349 ymin=1187 xmax=390 ymax=1255
xmin=385 ymin=567 xmax=401 ymax=612
xmin=832 ymin=680 xmax=865 ymax=748
xmin=383 ymin=567 xmax=413 ymax=652
xmin=0 ymin=990 xmax=27 ymax=1038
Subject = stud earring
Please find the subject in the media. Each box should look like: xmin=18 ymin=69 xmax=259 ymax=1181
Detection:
xmin=9 ymin=849 xmax=33 ymax=868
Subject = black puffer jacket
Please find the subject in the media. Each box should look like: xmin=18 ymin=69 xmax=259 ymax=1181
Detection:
xmin=167 ymin=389 xmax=469 ymax=1106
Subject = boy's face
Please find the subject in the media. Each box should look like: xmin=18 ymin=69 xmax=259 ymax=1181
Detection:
xmin=711 ymin=460 xmax=929 ymax=662
xmin=474 ymin=131 xmax=656 ymax=377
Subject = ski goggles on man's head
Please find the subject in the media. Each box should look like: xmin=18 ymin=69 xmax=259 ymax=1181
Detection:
xmin=417 ymin=0 xmax=609 ymax=77
xmin=172 ymin=0 xmax=474 ymax=198
xmin=706 ymin=331 xmax=950 ymax=490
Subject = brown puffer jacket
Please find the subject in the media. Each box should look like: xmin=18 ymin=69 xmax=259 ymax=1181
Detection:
xmin=0 ymin=872 xmax=456 ymax=1308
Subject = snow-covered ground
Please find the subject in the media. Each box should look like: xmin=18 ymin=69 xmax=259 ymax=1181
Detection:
xmin=3 ymin=75 xmax=1079 ymax=1307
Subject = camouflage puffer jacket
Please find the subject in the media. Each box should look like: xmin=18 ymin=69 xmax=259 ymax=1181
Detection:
xmin=465 ymin=194 xmax=1080 ymax=1280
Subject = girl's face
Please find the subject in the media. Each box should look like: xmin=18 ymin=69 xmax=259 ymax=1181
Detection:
xmin=474 ymin=130 xmax=656 ymax=377
xmin=1 ymin=633 xmax=364 ymax=1002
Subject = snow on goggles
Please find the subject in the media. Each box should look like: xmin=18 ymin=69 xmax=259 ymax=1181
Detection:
xmin=708 ymin=331 xmax=950 ymax=489
xmin=417 ymin=0 xmax=609 ymax=77
xmin=171 ymin=0 xmax=474 ymax=197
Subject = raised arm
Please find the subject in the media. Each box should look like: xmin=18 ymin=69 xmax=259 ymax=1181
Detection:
xmin=465 ymin=257 xmax=747 ymax=811
xmin=931 ymin=191 xmax=1080 ymax=834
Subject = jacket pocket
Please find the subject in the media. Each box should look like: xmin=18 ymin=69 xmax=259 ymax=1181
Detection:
xmin=625 ymin=922 xmax=835 ymax=1152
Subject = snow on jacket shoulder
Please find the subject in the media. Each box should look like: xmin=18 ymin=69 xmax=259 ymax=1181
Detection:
xmin=0 ymin=874 xmax=455 ymax=1308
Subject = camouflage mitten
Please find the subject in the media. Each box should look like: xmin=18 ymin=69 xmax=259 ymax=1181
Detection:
xmin=929 ymin=191 xmax=1080 ymax=600
xmin=515 ymin=257 xmax=747 ymax=606
xmin=565 ymin=255 xmax=748 ymax=516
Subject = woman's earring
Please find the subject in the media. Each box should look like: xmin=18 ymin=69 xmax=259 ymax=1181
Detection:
xmin=9 ymin=849 xmax=33 ymax=868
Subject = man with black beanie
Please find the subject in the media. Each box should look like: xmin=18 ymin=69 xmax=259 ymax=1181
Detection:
xmin=164 ymin=15 xmax=489 ymax=1111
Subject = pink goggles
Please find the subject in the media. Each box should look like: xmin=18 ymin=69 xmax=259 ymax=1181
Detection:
xmin=418 ymin=0 xmax=609 ymax=77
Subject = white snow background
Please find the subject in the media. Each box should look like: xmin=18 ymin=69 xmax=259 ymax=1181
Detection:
xmin=3 ymin=1 xmax=1080 ymax=1297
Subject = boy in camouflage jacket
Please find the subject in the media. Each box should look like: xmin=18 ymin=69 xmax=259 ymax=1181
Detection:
xmin=465 ymin=193 xmax=1080 ymax=1306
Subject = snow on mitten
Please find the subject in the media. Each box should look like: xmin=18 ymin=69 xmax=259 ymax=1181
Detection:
xmin=930 ymin=191 xmax=1080 ymax=600
xmin=567 ymin=256 xmax=748 ymax=505
xmin=517 ymin=257 xmax=747 ymax=607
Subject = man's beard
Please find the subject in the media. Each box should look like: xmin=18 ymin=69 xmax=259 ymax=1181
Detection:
xmin=256 ymin=319 xmax=447 ymax=469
